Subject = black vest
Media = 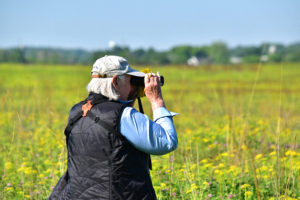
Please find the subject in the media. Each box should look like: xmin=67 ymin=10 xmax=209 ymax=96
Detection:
xmin=50 ymin=93 xmax=156 ymax=200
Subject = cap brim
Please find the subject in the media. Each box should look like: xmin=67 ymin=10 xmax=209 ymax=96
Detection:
xmin=126 ymin=70 xmax=145 ymax=77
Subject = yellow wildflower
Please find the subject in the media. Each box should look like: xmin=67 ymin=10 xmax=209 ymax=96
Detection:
xmin=218 ymin=163 xmax=225 ymax=168
xmin=221 ymin=152 xmax=230 ymax=157
xmin=204 ymin=163 xmax=212 ymax=168
xmin=24 ymin=167 xmax=32 ymax=175
xmin=245 ymin=191 xmax=253 ymax=197
xmin=281 ymin=157 xmax=287 ymax=162
xmin=5 ymin=187 xmax=13 ymax=192
xmin=186 ymin=189 xmax=192 ymax=194
xmin=255 ymin=154 xmax=263 ymax=160
xmin=160 ymin=183 xmax=166 ymax=188
xmin=58 ymin=143 xmax=64 ymax=149
xmin=256 ymin=165 xmax=268 ymax=173
xmin=17 ymin=166 xmax=25 ymax=172
xmin=240 ymin=184 xmax=250 ymax=189
xmin=214 ymin=169 xmax=224 ymax=176
xmin=258 ymin=119 xmax=264 ymax=125
xmin=190 ymin=164 xmax=197 ymax=170
xmin=203 ymin=138 xmax=209 ymax=143
xmin=285 ymin=150 xmax=297 ymax=156
xmin=227 ymin=165 xmax=237 ymax=173
xmin=191 ymin=183 xmax=197 ymax=190
xmin=185 ymin=128 xmax=192 ymax=134
xmin=38 ymin=181 xmax=45 ymax=185
xmin=5 ymin=162 xmax=13 ymax=170
xmin=44 ymin=160 xmax=52 ymax=166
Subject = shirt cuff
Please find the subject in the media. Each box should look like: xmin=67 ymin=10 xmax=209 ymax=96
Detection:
xmin=153 ymin=107 xmax=179 ymax=121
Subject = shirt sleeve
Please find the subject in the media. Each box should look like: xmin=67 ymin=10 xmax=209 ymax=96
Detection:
xmin=120 ymin=106 xmax=178 ymax=155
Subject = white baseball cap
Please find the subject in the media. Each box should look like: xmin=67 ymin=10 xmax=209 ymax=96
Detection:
xmin=91 ymin=55 xmax=145 ymax=78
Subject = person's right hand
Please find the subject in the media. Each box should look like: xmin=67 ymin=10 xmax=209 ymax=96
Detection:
xmin=144 ymin=72 xmax=165 ymax=111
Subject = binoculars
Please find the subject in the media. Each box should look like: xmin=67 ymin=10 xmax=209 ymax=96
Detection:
xmin=130 ymin=76 xmax=164 ymax=87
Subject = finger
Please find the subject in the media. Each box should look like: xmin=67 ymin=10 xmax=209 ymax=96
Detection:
xmin=152 ymin=75 xmax=157 ymax=85
xmin=149 ymin=75 xmax=155 ymax=83
xmin=145 ymin=73 xmax=150 ymax=84
xmin=150 ymin=72 xmax=155 ymax=79
xmin=157 ymin=72 xmax=161 ymax=83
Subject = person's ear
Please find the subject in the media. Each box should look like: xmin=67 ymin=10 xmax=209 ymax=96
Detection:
xmin=112 ymin=75 xmax=118 ymax=91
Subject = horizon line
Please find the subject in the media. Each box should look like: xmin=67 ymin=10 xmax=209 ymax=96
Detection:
xmin=1 ymin=40 xmax=300 ymax=52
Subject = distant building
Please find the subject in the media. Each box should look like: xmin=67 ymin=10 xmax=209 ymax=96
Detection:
xmin=268 ymin=45 xmax=276 ymax=55
xmin=187 ymin=56 xmax=210 ymax=66
xmin=230 ymin=56 xmax=242 ymax=64
xmin=108 ymin=40 xmax=116 ymax=49
xmin=187 ymin=56 xmax=200 ymax=66
xmin=261 ymin=55 xmax=268 ymax=62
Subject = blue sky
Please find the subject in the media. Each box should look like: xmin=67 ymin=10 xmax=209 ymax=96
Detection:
xmin=1 ymin=0 xmax=299 ymax=50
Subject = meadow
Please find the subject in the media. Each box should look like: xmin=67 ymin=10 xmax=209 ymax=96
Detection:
xmin=0 ymin=63 xmax=299 ymax=200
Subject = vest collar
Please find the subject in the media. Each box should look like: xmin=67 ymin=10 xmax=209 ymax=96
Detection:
xmin=87 ymin=92 xmax=109 ymax=102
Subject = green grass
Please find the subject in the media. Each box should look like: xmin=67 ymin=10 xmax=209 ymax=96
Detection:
xmin=0 ymin=63 xmax=299 ymax=199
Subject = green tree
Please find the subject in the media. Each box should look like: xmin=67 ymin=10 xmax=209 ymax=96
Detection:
xmin=7 ymin=48 xmax=26 ymax=63
xmin=209 ymin=42 xmax=229 ymax=64
xmin=243 ymin=55 xmax=260 ymax=63
xmin=268 ymin=53 xmax=282 ymax=63
xmin=230 ymin=46 xmax=262 ymax=57
xmin=167 ymin=46 xmax=193 ymax=64
xmin=0 ymin=49 xmax=6 ymax=62
xmin=192 ymin=46 xmax=209 ymax=59
xmin=284 ymin=43 xmax=300 ymax=62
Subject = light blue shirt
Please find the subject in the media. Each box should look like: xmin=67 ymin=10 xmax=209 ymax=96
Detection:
xmin=120 ymin=106 xmax=178 ymax=155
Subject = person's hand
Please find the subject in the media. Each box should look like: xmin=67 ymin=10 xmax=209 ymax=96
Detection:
xmin=144 ymin=72 xmax=165 ymax=111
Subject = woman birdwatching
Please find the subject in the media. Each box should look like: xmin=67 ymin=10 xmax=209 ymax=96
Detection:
xmin=49 ymin=55 xmax=178 ymax=200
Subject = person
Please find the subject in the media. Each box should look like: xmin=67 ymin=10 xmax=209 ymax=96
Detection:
xmin=49 ymin=55 xmax=178 ymax=200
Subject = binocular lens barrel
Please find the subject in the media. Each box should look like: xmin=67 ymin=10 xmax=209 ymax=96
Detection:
xmin=130 ymin=76 xmax=164 ymax=87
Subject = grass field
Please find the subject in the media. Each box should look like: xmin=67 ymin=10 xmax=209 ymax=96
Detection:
xmin=0 ymin=63 xmax=299 ymax=200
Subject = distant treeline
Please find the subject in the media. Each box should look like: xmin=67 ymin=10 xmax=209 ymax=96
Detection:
xmin=0 ymin=42 xmax=300 ymax=65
